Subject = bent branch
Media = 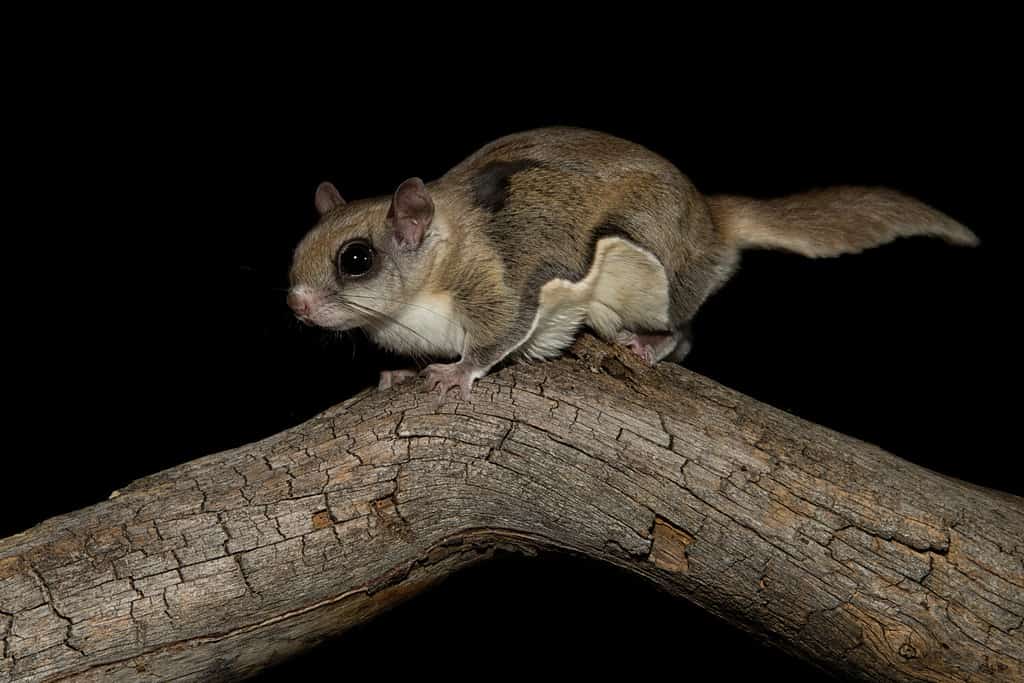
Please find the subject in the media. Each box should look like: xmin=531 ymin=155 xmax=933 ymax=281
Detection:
xmin=2 ymin=336 xmax=1022 ymax=681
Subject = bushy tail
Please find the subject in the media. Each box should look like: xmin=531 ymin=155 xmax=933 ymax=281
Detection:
xmin=709 ymin=187 xmax=978 ymax=258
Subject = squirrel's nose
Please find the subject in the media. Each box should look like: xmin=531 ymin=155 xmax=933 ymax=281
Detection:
xmin=287 ymin=290 xmax=312 ymax=317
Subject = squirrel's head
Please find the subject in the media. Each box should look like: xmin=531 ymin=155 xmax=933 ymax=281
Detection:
xmin=287 ymin=178 xmax=439 ymax=331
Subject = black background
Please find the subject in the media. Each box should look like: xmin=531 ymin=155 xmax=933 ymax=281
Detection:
xmin=6 ymin=32 xmax=1020 ymax=680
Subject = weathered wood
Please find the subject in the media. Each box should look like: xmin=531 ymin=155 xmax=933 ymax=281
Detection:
xmin=1 ymin=336 xmax=1022 ymax=681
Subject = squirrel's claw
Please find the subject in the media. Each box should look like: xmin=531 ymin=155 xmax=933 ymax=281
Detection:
xmin=422 ymin=362 xmax=477 ymax=400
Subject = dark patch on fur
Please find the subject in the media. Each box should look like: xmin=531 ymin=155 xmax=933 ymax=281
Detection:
xmin=472 ymin=160 xmax=543 ymax=213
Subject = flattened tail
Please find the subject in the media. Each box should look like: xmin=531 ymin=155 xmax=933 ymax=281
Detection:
xmin=708 ymin=186 xmax=979 ymax=258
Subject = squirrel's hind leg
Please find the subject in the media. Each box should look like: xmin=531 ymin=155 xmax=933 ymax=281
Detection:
xmin=616 ymin=323 xmax=693 ymax=366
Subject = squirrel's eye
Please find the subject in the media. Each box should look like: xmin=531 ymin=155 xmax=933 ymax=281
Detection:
xmin=336 ymin=241 xmax=374 ymax=278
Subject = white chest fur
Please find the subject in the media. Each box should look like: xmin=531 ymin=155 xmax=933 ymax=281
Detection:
xmin=368 ymin=291 xmax=466 ymax=359
xmin=518 ymin=237 xmax=671 ymax=360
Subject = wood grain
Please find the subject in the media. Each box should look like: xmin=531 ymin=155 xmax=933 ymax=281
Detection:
xmin=2 ymin=336 xmax=1021 ymax=681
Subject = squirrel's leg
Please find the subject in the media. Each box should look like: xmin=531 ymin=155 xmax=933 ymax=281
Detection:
xmin=422 ymin=326 xmax=529 ymax=399
xmin=616 ymin=322 xmax=693 ymax=365
xmin=422 ymin=361 xmax=486 ymax=399
xmin=422 ymin=269 xmax=525 ymax=400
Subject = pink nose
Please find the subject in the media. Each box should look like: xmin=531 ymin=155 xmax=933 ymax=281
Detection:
xmin=287 ymin=290 xmax=311 ymax=317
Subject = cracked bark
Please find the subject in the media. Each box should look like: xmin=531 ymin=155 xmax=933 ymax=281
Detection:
xmin=1 ymin=335 xmax=1022 ymax=682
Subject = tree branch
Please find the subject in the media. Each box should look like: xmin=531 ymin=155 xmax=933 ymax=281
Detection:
xmin=2 ymin=336 xmax=1022 ymax=681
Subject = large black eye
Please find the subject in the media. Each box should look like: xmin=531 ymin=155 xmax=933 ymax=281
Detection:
xmin=335 ymin=240 xmax=375 ymax=278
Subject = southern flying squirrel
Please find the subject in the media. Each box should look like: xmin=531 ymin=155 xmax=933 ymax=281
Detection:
xmin=287 ymin=127 xmax=978 ymax=396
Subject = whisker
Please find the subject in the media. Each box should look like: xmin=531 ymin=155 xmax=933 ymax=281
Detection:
xmin=342 ymin=293 xmax=463 ymax=327
xmin=349 ymin=313 xmax=428 ymax=367
xmin=337 ymin=300 xmax=438 ymax=362
xmin=315 ymin=298 xmax=444 ymax=367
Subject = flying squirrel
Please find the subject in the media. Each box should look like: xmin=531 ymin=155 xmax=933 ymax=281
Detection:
xmin=287 ymin=127 xmax=978 ymax=396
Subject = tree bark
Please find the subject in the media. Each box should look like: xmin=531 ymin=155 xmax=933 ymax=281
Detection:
xmin=1 ymin=336 xmax=1021 ymax=682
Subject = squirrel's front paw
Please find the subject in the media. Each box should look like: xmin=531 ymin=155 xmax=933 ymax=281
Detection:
xmin=422 ymin=362 xmax=478 ymax=400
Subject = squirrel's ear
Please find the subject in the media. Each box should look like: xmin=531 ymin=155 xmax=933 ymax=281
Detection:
xmin=387 ymin=178 xmax=434 ymax=249
xmin=314 ymin=182 xmax=346 ymax=215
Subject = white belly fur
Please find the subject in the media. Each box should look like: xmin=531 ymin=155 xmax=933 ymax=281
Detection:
xmin=369 ymin=291 xmax=466 ymax=359
xmin=518 ymin=237 xmax=671 ymax=360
